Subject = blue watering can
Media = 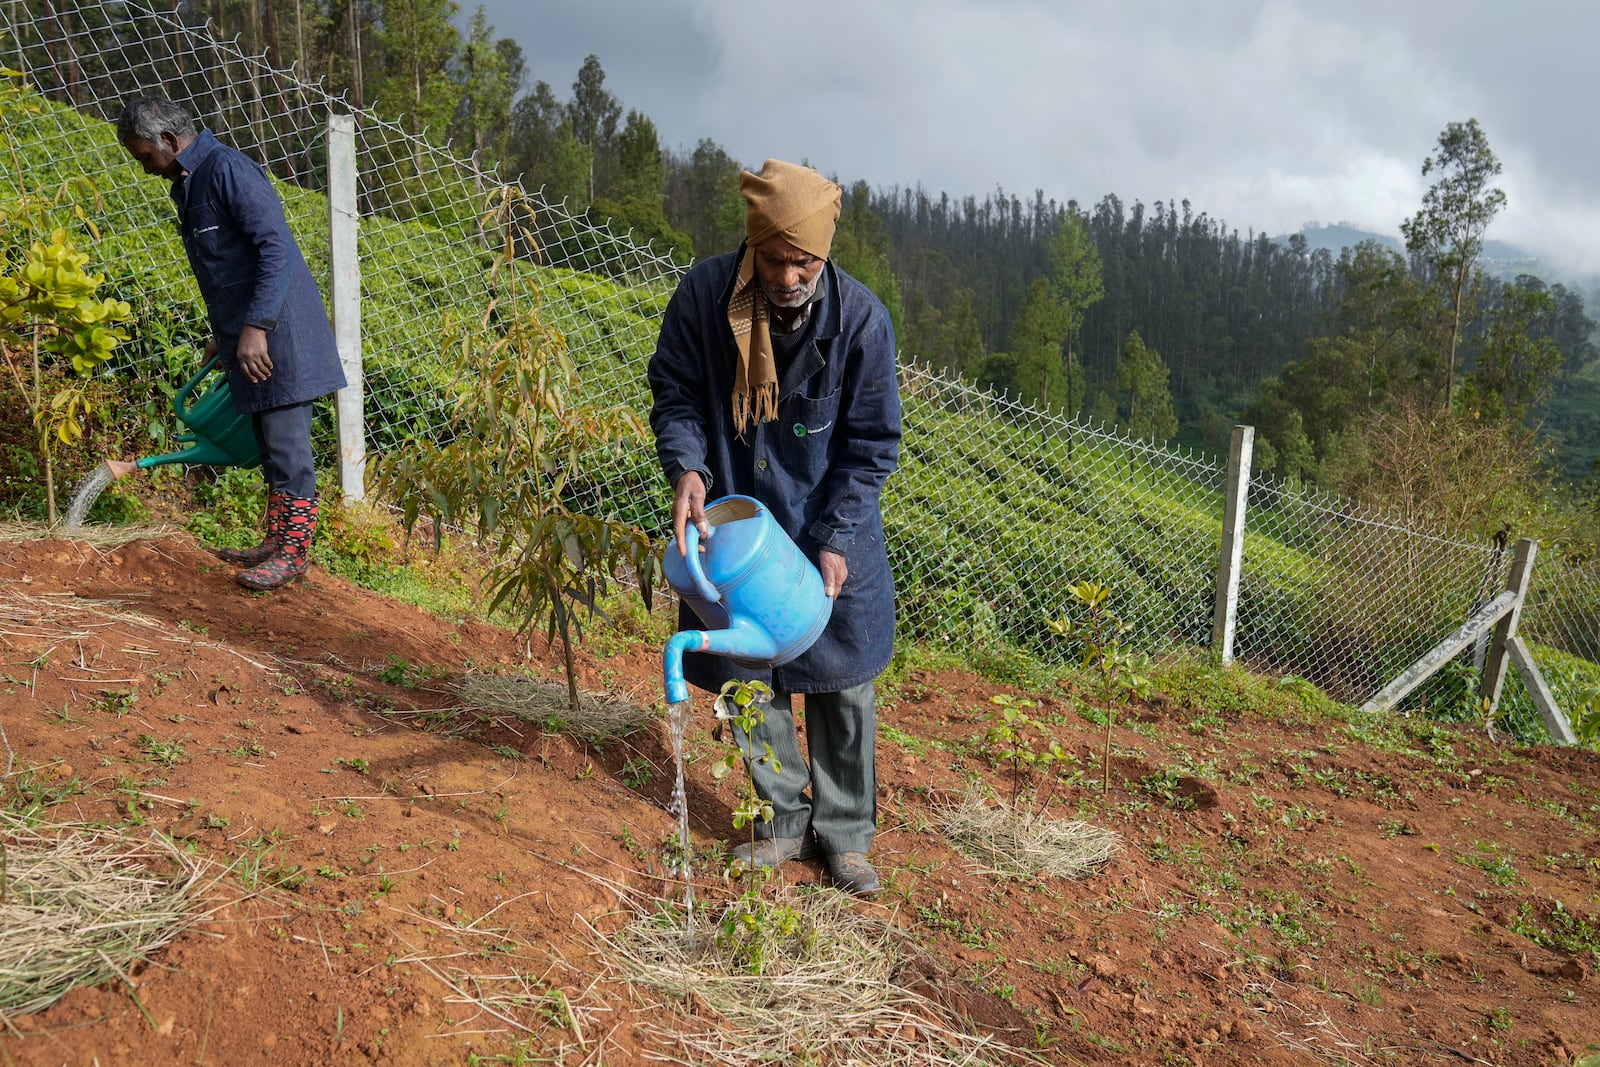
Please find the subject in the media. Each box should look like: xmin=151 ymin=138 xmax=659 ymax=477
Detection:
xmin=661 ymin=495 xmax=832 ymax=705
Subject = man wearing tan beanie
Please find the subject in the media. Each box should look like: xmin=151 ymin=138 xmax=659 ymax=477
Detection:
xmin=648 ymin=159 xmax=902 ymax=895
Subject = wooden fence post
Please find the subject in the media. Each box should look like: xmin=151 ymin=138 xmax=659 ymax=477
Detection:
xmin=1479 ymin=538 xmax=1536 ymax=710
xmin=1211 ymin=425 xmax=1254 ymax=664
xmin=328 ymin=112 xmax=364 ymax=504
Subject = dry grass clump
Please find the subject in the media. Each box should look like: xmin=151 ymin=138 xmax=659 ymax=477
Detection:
xmin=937 ymin=785 xmax=1119 ymax=880
xmin=0 ymin=521 xmax=173 ymax=546
xmin=0 ymin=810 xmax=215 ymax=1020
xmin=596 ymin=883 xmax=1033 ymax=1067
xmin=453 ymin=672 xmax=654 ymax=744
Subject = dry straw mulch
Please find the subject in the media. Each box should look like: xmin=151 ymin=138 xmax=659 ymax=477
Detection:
xmin=0 ymin=521 xmax=174 ymax=547
xmin=0 ymin=810 xmax=217 ymax=1022
xmin=591 ymin=877 xmax=1041 ymax=1067
xmin=936 ymin=785 xmax=1120 ymax=881
xmin=453 ymin=672 xmax=655 ymax=744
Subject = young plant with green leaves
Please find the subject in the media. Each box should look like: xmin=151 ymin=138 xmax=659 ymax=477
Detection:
xmin=1047 ymin=580 xmax=1149 ymax=797
xmin=707 ymin=678 xmax=810 ymax=973
xmin=710 ymin=678 xmax=779 ymax=840
xmin=1 ymin=68 xmax=131 ymax=522
xmin=976 ymin=693 xmax=1073 ymax=811
xmin=373 ymin=187 xmax=659 ymax=713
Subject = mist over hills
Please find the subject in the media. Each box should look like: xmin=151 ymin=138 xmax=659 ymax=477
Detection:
xmin=1280 ymin=221 xmax=1597 ymax=298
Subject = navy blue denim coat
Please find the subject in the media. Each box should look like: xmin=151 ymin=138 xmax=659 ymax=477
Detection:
xmin=171 ymin=130 xmax=345 ymax=412
xmin=648 ymin=250 xmax=902 ymax=695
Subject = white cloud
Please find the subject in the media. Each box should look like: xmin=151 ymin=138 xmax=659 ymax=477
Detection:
xmin=471 ymin=0 xmax=1600 ymax=275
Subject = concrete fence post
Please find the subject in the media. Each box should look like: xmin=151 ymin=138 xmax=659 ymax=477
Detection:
xmin=1211 ymin=425 xmax=1254 ymax=664
xmin=1480 ymin=538 xmax=1536 ymax=710
xmin=328 ymin=112 xmax=364 ymax=503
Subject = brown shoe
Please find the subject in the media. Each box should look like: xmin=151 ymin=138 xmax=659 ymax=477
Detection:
xmin=826 ymin=851 xmax=880 ymax=896
xmin=729 ymin=835 xmax=816 ymax=870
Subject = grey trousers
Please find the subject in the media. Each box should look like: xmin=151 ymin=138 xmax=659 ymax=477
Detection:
xmin=734 ymin=680 xmax=878 ymax=855
xmin=251 ymin=401 xmax=317 ymax=498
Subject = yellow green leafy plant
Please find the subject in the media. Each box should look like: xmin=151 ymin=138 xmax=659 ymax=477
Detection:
xmin=1 ymin=66 xmax=131 ymax=522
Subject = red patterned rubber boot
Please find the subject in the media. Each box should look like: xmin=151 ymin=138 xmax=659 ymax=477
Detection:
xmin=215 ymin=490 xmax=288 ymax=565
xmin=236 ymin=495 xmax=317 ymax=590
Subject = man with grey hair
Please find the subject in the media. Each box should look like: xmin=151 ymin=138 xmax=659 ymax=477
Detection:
xmin=117 ymin=96 xmax=345 ymax=589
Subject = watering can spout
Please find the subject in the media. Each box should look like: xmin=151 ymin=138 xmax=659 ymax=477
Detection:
xmin=663 ymin=619 xmax=783 ymax=706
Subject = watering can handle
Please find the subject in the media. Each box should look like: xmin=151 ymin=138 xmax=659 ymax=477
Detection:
xmin=681 ymin=523 xmax=721 ymax=604
xmin=172 ymin=354 xmax=223 ymax=418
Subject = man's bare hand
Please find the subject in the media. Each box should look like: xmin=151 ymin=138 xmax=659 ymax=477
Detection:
xmin=672 ymin=471 xmax=709 ymax=554
xmin=819 ymin=548 xmax=847 ymax=598
xmin=235 ymin=325 xmax=273 ymax=384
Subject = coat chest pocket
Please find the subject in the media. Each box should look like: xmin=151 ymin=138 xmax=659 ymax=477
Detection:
xmin=183 ymin=202 xmax=248 ymax=288
xmin=781 ymin=388 xmax=841 ymax=447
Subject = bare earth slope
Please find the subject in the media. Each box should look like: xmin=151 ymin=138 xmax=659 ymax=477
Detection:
xmin=0 ymin=531 xmax=1596 ymax=1065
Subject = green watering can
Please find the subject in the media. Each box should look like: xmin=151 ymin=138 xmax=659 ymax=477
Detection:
xmin=66 ymin=356 xmax=261 ymax=530
xmin=106 ymin=355 xmax=260 ymax=478
xmin=141 ymin=354 xmax=260 ymax=470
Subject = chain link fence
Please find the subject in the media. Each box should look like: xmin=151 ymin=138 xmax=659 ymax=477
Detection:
xmin=4 ymin=0 xmax=1597 ymax=744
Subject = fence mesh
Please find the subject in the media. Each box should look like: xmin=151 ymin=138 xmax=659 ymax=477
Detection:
xmin=3 ymin=0 xmax=1596 ymax=744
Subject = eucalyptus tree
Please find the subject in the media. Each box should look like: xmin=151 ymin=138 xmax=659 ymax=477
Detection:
xmin=1400 ymin=118 xmax=1506 ymax=411
xmin=449 ymin=6 xmax=524 ymax=166
xmin=1048 ymin=212 xmax=1103 ymax=416
xmin=1116 ymin=331 xmax=1177 ymax=444
xmin=567 ymin=53 xmax=621 ymax=201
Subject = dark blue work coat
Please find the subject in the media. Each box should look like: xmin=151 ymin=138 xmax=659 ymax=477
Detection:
xmin=648 ymin=249 xmax=902 ymax=695
xmin=171 ymin=129 xmax=345 ymax=412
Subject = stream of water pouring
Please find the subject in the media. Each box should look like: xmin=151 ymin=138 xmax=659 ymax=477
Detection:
xmin=666 ymin=698 xmax=695 ymax=936
xmin=62 ymin=462 xmax=116 ymax=530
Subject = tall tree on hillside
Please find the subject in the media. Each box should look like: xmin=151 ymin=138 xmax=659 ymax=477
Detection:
xmin=1243 ymin=240 xmax=1441 ymax=477
xmin=1048 ymin=212 xmax=1103 ymax=415
xmin=1000 ymin=277 xmax=1069 ymax=410
xmin=591 ymin=110 xmax=693 ymax=262
xmin=1463 ymin=281 xmax=1564 ymax=424
xmin=1400 ymin=118 xmax=1505 ymax=412
xmin=507 ymin=79 xmax=590 ymax=207
xmin=370 ymin=0 xmax=461 ymax=147
xmin=567 ymin=54 xmax=621 ymax=201
xmin=831 ymin=180 xmax=903 ymax=336
xmin=664 ymin=138 xmax=743 ymax=259
xmin=449 ymin=6 xmax=524 ymax=166
xmin=609 ymin=109 xmax=665 ymax=204
xmin=1116 ymin=331 xmax=1177 ymax=444
xmin=902 ymin=285 xmax=984 ymax=374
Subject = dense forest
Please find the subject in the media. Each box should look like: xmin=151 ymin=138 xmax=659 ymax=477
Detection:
xmin=20 ymin=0 xmax=1600 ymax=534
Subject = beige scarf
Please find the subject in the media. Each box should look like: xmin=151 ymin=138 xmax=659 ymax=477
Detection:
xmin=728 ymin=159 xmax=842 ymax=435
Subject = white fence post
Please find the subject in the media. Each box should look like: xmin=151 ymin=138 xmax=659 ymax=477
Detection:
xmin=328 ymin=112 xmax=364 ymax=503
xmin=1211 ymin=425 xmax=1254 ymax=664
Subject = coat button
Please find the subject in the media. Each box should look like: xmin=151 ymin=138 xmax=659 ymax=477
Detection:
xmin=756 ymin=459 xmax=768 ymax=470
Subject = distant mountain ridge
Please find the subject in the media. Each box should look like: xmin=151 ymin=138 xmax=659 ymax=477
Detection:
xmin=1279 ymin=221 xmax=1537 ymax=271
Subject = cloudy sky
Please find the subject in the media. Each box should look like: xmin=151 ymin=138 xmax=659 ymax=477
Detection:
xmin=465 ymin=0 xmax=1600 ymax=274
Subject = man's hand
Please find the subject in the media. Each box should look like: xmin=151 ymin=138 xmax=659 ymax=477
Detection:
xmin=819 ymin=547 xmax=847 ymax=598
xmin=235 ymin=325 xmax=274 ymax=384
xmin=671 ymin=471 xmax=710 ymax=554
